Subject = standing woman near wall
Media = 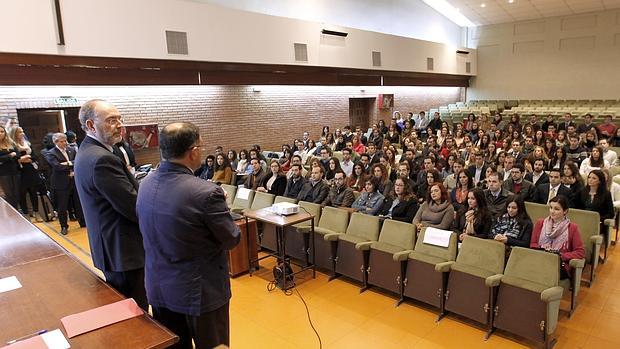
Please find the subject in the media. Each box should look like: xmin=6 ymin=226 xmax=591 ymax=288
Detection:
xmin=11 ymin=127 xmax=43 ymax=221
xmin=0 ymin=125 xmax=20 ymax=209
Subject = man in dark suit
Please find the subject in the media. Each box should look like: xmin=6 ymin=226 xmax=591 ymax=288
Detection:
xmin=137 ymin=122 xmax=240 ymax=349
xmin=297 ymin=166 xmax=330 ymax=203
xmin=467 ymin=152 xmax=487 ymax=187
xmin=534 ymin=168 xmax=573 ymax=207
xmin=44 ymin=132 xmax=84 ymax=235
xmin=524 ymin=158 xmax=549 ymax=187
xmin=557 ymin=113 xmax=576 ymax=132
xmin=113 ymin=133 xmax=137 ymax=173
xmin=74 ymin=100 xmax=147 ymax=310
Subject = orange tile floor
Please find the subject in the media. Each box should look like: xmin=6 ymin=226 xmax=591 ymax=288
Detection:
xmin=36 ymin=220 xmax=620 ymax=349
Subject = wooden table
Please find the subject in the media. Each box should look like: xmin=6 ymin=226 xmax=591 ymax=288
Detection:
xmin=228 ymin=218 xmax=258 ymax=277
xmin=243 ymin=208 xmax=316 ymax=290
xmin=0 ymin=199 xmax=178 ymax=348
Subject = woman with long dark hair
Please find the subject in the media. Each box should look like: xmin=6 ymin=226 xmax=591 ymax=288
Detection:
xmin=579 ymin=146 xmax=608 ymax=176
xmin=325 ymin=157 xmax=342 ymax=182
xmin=412 ymin=182 xmax=454 ymax=233
xmin=257 ymin=160 xmax=287 ymax=196
xmin=212 ymin=153 xmax=232 ymax=185
xmin=417 ymin=168 xmax=441 ymax=202
xmin=575 ymin=169 xmax=614 ymax=226
xmin=346 ymin=162 xmax=367 ymax=192
xmin=380 ymin=176 xmax=419 ymax=222
xmin=450 ymin=169 xmax=473 ymax=212
xmin=227 ymin=149 xmax=238 ymax=170
xmin=489 ymin=196 xmax=533 ymax=248
xmin=454 ymin=188 xmax=493 ymax=241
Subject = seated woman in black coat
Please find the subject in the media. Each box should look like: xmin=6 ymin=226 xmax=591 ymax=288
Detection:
xmin=454 ymin=188 xmax=493 ymax=241
xmin=489 ymin=196 xmax=533 ymax=248
xmin=574 ymin=169 xmax=614 ymax=228
xmin=380 ymin=176 xmax=419 ymax=222
xmin=257 ymin=160 xmax=287 ymax=196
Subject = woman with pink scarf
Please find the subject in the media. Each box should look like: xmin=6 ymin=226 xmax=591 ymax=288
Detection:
xmin=530 ymin=195 xmax=585 ymax=279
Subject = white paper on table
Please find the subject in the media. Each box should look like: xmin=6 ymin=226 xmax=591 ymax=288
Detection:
xmin=236 ymin=188 xmax=251 ymax=200
xmin=41 ymin=329 xmax=71 ymax=349
xmin=0 ymin=276 xmax=22 ymax=293
xmin=423 ymin=227 xmax=452 ymax=248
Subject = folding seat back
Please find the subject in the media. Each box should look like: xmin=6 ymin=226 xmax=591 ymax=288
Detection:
xmin=567 ymin=208 xmax=602 ymax=285
xmin=367 ymin=220 xmax=416 ymax=298
xmin=332 ymin=151 xmax=343 ymax=162
xmin=221 ymin=184 xmax=237 ymax=206
xmin=341 ymin=213 xmax=381 ymax=244
xmin=316 ymin=206 xmax=349 ymax=236
xmin=274 ymin=196 xmax=297 ymax=204
xmin=403 ymin=228 xmax=457 ymax=314
xmin=295 ymin=201 xmax=321 ymax=229
xmin=524 ymin=202 xmax=548 ymax=223
xmin=493 ymin=247 xmax=562 ymax=346
xmin=249 ymin=191 xmax=275 ymax=211
xmin=445 ymin=237 xmax=505 ymax=326
xmin=231 ymin=188 xmax=255 ymax=212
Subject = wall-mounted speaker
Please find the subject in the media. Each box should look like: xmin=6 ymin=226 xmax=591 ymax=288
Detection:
xmin=321 ymin=29 xmax=348 ymax=37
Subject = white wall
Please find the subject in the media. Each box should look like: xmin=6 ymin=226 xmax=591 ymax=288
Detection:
xmin=467 ymin=10 xmax=620 ymax=100
xmin=0 ymin=0 xmax=475 ymax=76
xmin=192 ymin=0 xmax=465 ymax=46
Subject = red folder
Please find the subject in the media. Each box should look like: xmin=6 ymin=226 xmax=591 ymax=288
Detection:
xmin=60 ymin=298 xmax=144 ymax=338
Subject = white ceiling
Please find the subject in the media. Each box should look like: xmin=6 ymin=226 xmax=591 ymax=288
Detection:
xmin=446 ymin=0 xmax=620 ymax=25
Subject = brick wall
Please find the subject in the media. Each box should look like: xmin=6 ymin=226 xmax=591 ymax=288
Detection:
xmin=0 ymin=85 xmax=463 ymax=165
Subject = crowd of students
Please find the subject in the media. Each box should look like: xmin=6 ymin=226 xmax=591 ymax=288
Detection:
xmin=195 ymin=111 xmax=619 ymax=279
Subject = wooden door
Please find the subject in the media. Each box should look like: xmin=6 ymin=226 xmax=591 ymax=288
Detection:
xmin=349 ymin=98 xmax=374 ymax=130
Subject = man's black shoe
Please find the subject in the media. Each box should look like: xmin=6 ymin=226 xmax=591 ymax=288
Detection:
xmin=60 ymin=227 xmax=69 ymax=235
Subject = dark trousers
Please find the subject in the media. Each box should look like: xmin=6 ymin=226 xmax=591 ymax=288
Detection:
xmin=54 ymin=181 xmax=84 ymax=228
xmin=20 ymin=183 xmax=39 ymax=213
xmin=0 ymin=174 xmax=20 ymax=209
xmin=103 ymin=268 xmax=148 ymax=311
xmin=152 ymin=303 xmax=230 ymax=349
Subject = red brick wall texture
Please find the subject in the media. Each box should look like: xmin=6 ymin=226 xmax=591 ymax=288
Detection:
xmin=0 ymin=86 xmax=463 ymax=165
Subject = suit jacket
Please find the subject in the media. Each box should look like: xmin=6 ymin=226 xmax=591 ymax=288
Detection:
xmin=468 ymin=164 xmax=487 ymax=184
xmin=45 ymin=146 xmax=76 ymax=191
xmin=534 ymin=183 xmax=573 ymax=206
xmin=525 ymin=172 xmax=549 ymax=187
xmin=137 ymin=161 xmax=240 ymax=316
xmin=284 ymin=176 xmax=306 ymax=199
xmin=297 ymin=180 xmax=330 ymax=203
xmin=74 ymin=136 xmax=144 ymax=272
xmin=503 ymin=178 xmax=536 ymax=201
xmin=557 ymin=121 xmax=576 ymax=132
xmin=112 ymin=141 xmax=137 ymax=168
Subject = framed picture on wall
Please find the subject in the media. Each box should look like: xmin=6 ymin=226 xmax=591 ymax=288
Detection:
xmin=125 ymin=124 xmax=159 ymax=149
xmin=378 ymin=94 xmax=394 ymax=109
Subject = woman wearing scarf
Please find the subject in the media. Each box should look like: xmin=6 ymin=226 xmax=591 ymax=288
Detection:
xmin=412 ymin=182 xmax=454 ymax=234
xmin=530 ymin=195 xmax=585 ymax=279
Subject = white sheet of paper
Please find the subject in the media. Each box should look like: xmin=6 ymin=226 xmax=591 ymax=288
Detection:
xmin=237 ymin=188 xmax=251 ymax=200
xmin=41 ymin=329 xmax=71 ymax=349
xmin=0 ymin=276 xmax=22 ymax=293
xmin=423 ymin=227 xmax=452 ymax=248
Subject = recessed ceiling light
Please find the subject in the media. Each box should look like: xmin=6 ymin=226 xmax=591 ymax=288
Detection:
xmin=508 ymin=0 xmax=514 ymax=3
xmin=481 ymin=3 xmax=486 ymax=8
xmin=421 ymin=0 xmax=476 ymax=27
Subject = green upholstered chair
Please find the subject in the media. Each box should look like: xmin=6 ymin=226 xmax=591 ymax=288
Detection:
xmin=444 ymin=236 xmax=505 ymax=337
xmin=285 ymin=201 xmax=321 ymax=265
xmin=325 ymin=212 xmax=381 ymax=288
xmin=221 ymin=184 xmax=237 ymax=207
xmin=298 ymin=206 xmax=349 ymax=272
xmin=403 ymin=227 xmax=457 ymax=320
xmin=332 ymin=151 xmax=343 ymax=162
xmin=249 ymin=191 xmax=275 ymax=211
xmin=367 ymin=220 xmax=415 ymax=304
xmin=566 ymin=208 xmax=603 ymax=287
xmin=230 ymin=188 xmax=255 ymax=213
xmin=274 ymin=196 xmax=297 ymax=204
xmin=492 ymin=247 xmax=563 ymax=349
xmin=527 ymin=202 xmax=601 ymax=287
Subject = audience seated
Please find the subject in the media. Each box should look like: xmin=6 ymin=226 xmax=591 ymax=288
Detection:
xmin=412 ymin=182 xmax=454 ymax=233
xmin=346 ymin=162 xmax=367 ymax=192
xmin=502 ymin=163 xmax=536 ymax=202
xmin=379 ymin=176 xmax=419 ymax=222
xmin=297 ymin=166 xmax=329 ymax=203
xmin=283 ymin=164 xmax=306 ymax=199
xmin=450 ymin=169 xmax=473 ymax=212
xmin=489 ymin=196 xmax=533 ymax=249
xmin=579 ymin=146 xmax=609 ymax=176
xmin=574 ymin=169 xmax=614 ymax=228
xmin=453 ymin=188 xmax=493 ymax=241
xmin=530 ymin=196 xmax=585 ymax=279
xmin=322 ymin=170 xmax=355 ymax=208
xmin=351 ymin=176 xmax=385 ymax=215
xmin=212 ymin=153 xmax=232 ymax=185
xmin=244 ymin=158 xmax=267 ymax=190
xmin=256 ymin=160 xmax=287 ymax=196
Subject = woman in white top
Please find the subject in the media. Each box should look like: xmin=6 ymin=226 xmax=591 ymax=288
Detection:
xmin=603 ymin=169 xmax=620 ymax=211
xmin=579 ymin=146 xmax=609 ymax=177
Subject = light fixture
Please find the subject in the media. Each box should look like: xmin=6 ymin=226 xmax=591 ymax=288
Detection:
xmin=481 ymin=3 xmax=486 ymax=8
xmin=421 ymin=0 xmax=476 ymax=27
xmin=508 ymin=0 xmax=514 ymax=3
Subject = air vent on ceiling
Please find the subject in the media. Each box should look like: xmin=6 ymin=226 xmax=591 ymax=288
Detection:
xmin=427 ymin=57 xmax=434 ymax=71
xmin=372 ymin=51 xmax=381 ymax=67
xmin=166 ymin=30 xmax=188 ymax=55
xmin=466 ymin=62 xmax=471 ymax=73
xmin=294 ymin=43 xmax=308 ymax=62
